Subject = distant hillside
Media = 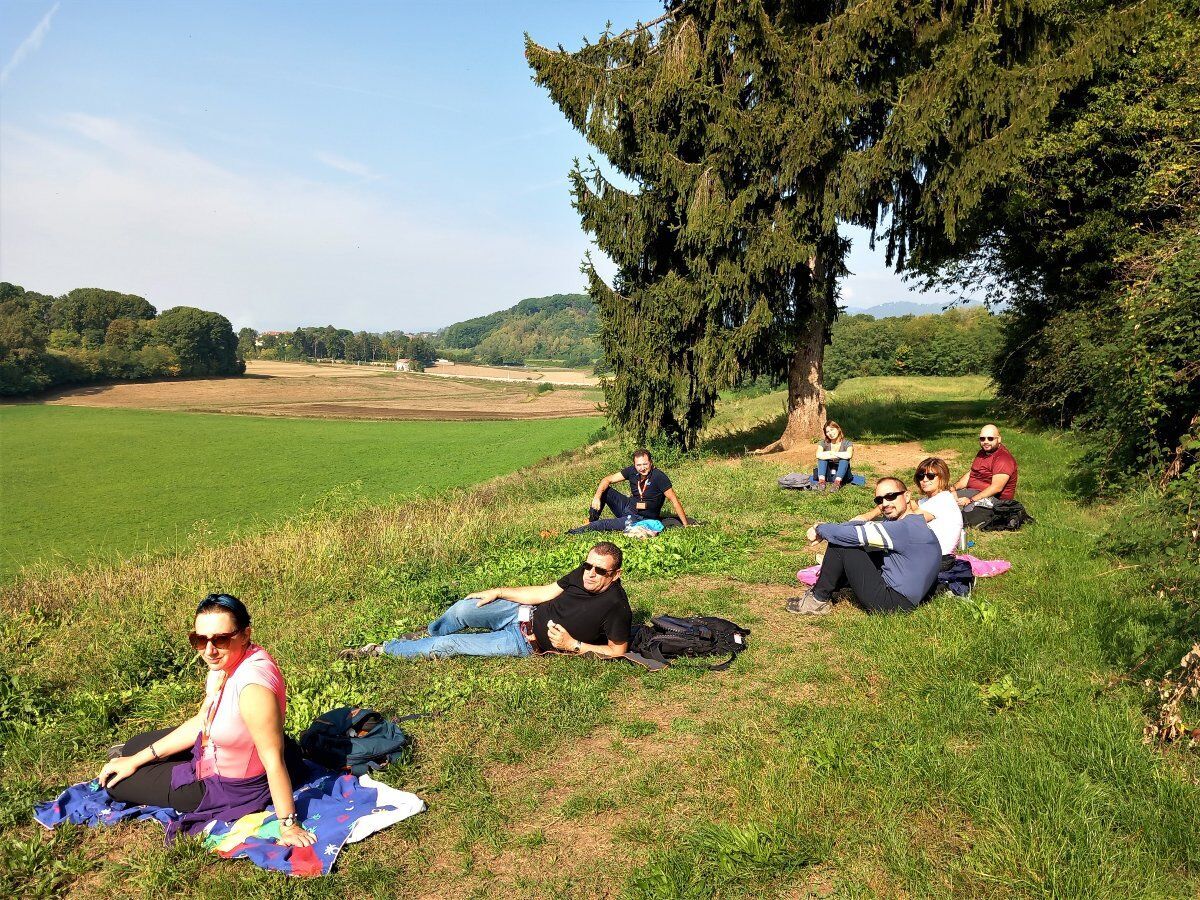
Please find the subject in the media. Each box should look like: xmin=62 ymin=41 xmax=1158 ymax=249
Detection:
xmin=844 ymin=300 xmax=984 ymax=318
xmin=438 ymin=293 xmax=600 ymax=367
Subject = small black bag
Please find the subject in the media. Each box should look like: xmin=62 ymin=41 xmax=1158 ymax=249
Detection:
xmin=299 ymin=706 xmax=413 ymax=775
xmin=626 ymin=615 xmax=750 ymax=671
xmin=976 ymin=499 xmax=1035 ymax=531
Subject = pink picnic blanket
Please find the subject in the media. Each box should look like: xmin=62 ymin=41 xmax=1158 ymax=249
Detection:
xmin=796 ymin=554 xmax=1011 ymax=585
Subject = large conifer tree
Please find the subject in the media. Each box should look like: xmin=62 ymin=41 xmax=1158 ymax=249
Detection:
xmin=528 ymin=0 xmax=1145 ymax=450
xmin=527 ymin=3 xmax=849 ymax=449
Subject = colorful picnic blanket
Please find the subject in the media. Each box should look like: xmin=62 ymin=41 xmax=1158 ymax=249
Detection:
xmin=35 ymin=763 xmax=425 ymax=877
xmin=795 ymin=554 xmax=1012 ymax=585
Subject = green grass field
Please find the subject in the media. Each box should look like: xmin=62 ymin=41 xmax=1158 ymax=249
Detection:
xmin=0 ymin=406 xmax=600 ymax=580
xmin=2 ymin=378 xmax=1197 ymax=898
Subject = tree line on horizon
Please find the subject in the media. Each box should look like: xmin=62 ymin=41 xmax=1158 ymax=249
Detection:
xmin=237 ymin=326 xmax=438 ymax=370
xmin=0 ymin=283 xmax=242 ymax=395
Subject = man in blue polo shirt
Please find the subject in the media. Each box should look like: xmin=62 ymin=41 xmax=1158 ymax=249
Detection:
xmin=788 ymin=476 xmax=941 ymax=615
xmin=576 ymin=448 xmax=690 ymax=532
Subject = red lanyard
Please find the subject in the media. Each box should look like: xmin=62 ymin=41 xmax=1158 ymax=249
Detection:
xmin=636 ymin=474 xmax=650 ymax=499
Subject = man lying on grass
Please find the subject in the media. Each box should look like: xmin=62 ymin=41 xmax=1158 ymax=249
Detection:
xmin=340 ymin=542 xmax=632 ymax=660
xmin=787 ymin=476 xmax=941 ymax=616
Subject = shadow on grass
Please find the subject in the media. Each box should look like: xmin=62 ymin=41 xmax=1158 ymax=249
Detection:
xmin=702 ymin=397 xmax=996 ymax=455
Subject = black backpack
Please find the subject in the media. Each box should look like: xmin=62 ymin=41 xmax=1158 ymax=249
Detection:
xmin=625 ymin=615 xmax=750 ymax=671
xmin=299 ymin=706 xmax=413 ymax=775
xmin=977 ymin=499 xmax=1035 ymax=531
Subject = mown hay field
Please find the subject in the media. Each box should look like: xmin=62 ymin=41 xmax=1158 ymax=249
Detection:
xmin=34 ymin=360 xmax=603 ymax=420
xmin=2 ymin=376 xmax=1197 ymax=899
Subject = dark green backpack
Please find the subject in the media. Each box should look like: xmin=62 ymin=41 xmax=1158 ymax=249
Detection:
xmin=299 ymin=706 xmax=412 ymax=775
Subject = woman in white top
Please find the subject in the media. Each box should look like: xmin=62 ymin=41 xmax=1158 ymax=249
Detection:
xmin=815 ymin=420 xmax=854 ymax=492
xmin=913 ymin=457 xmax=963 ymax=570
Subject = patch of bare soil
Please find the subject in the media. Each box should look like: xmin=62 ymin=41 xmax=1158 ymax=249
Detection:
xmin=767 ymin=441 xmax=961 ymax=479
xmin=37 ymin=366 xmax=601 ymax=421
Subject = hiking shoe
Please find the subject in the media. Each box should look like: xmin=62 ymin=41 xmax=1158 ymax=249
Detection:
xmin=814 ymin=481 xmax=827 ymax=493
xmin=338 ymin=643 xmax=386 ymax=660
xmin=786 ymin=591 xmax=832 ymax=615
xmin=829 ymin=481 xmax=842 ymax=493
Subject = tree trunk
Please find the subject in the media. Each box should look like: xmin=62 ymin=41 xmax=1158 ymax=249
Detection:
xmin=755 ymin=245 xmax=833 ymax=453
xmin=779 ymin=311 xmax=828 ymax=450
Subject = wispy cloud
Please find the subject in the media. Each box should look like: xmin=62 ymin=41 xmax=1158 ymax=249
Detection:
xmin=0 ymin=116 xmax=593 ymax=331
xmin=314 ymin=151 xmax=380 ymax=180
xmin=1 ymin=2 xmax=60 ymax=87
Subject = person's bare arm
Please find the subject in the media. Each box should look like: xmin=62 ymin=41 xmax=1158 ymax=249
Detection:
xmin=591 ymin=472 xmax=625 ymax=510
xmin=545 ymin=621 xmax=628 ymax=658
xmin=97 ymin=714 xmax=204 ymax=789
xmin=663 ymin=487 xmax=689 ymax=526
xmin=850 ymin=505 xmax=883 ymax=523
xmin=953 ymin=470 xmax=970 ymax=491
xmin=973 ymin=473 xmax=1010 ymax=503
xmin=472 ymin=583 xmax=564 ymax=607
xmin=240 ymin=684 xmax=315 ymax=848
xmin=834 ymin=444 xmax=854 ymax=460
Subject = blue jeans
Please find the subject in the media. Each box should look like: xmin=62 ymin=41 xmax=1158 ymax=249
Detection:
xmin=381 ymin=598 xmax=534 ymax=659
xmin=816 ymin=458 xmax=850 ymax=482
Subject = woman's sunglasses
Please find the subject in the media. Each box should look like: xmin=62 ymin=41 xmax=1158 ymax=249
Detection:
xmin=873 ymin=490 xmax=905 ymax=505
xmin=917 ymin=471 xmax=939 ymax=481
xmin=188 ymin=629 xmax=243 ymax=651
xmin=582 ymin=561 xmax=615 ymax=577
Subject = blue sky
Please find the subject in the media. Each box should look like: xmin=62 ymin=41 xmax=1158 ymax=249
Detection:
xmin=1 ymin=1 xmax=967 ymax=332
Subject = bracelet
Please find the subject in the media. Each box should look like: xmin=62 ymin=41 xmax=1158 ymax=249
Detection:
xmin=149 ymin=744 xmax=160 ymax=761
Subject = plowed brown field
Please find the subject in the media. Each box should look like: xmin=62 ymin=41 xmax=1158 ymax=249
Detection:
xmin=37 ymin=361 xmax=603 ymax=421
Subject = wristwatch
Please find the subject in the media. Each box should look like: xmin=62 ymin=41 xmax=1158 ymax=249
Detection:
xmin=574 ymin=640 xmax=583 ymax=653
xmin=280 ymin=814 xmax=298 ymax=828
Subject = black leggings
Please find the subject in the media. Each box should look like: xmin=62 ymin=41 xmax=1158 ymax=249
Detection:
xmin=813 ymin=545 xmax=914 ymax=614
xmin=107 ymin=727 xmax=205 ymax=812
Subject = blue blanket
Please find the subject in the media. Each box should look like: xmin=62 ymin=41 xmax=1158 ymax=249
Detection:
xmin=35 ymin=763 xmax=424 ymax=877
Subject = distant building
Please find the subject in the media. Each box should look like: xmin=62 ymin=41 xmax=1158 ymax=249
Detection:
xmin=255 ymin=330 xmax=287 ymax=348
xmin=395 ymin=358 xmax=412 ymax=371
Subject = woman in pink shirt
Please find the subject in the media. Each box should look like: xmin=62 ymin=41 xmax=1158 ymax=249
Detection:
xmin=97 ymin=594 xmax=316 ymax=846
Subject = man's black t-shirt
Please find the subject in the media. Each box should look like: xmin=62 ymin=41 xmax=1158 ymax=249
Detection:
xmin=530 ymin=566 xmax=632 ymax=652
xmin=619 ymin=466 xmax=673 ymax=518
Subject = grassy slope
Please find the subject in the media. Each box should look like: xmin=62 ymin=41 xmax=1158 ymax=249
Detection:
xmin=0 ymin=406 xmax=600 ymax=579
xmin=2 ymin=377 xmax=1197 ymax=899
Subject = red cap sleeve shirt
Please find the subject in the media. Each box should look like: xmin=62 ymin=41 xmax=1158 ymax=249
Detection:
xmin=197 ymin=646 xmax=286 ymax=780
xmin=967 ymin=445 xmax=1018 ymax=500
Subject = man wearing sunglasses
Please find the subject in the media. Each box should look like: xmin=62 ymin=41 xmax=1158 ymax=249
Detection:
xmin=953 ymin=424 xmax=1019 ymax=510
xmin=340 ymin=543 xmax=632 ymax=660
xmin=787 ymin=477 xmax=941 ymax=615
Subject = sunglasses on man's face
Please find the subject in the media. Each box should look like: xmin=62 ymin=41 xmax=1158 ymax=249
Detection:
xmin=917 ymin=471 xmax=938 ymax=481
xmin=188 ymin=629 xmax=243 ymax=651
xmin=979 ymin=436 xmax=997 ymax=442
xmin=582 ymin=561 xmax=615 ymax=577
xmin=873 ymin=490 xmax=905 ymax=506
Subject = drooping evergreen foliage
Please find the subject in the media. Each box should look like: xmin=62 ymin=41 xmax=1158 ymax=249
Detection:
xmin=527 ymin=5 xmax=845 ymax=449
xmin=527 ymin=0 xmax=1144 ymax=449
xmin=0 ymin=282 xmax=244 ymax=395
